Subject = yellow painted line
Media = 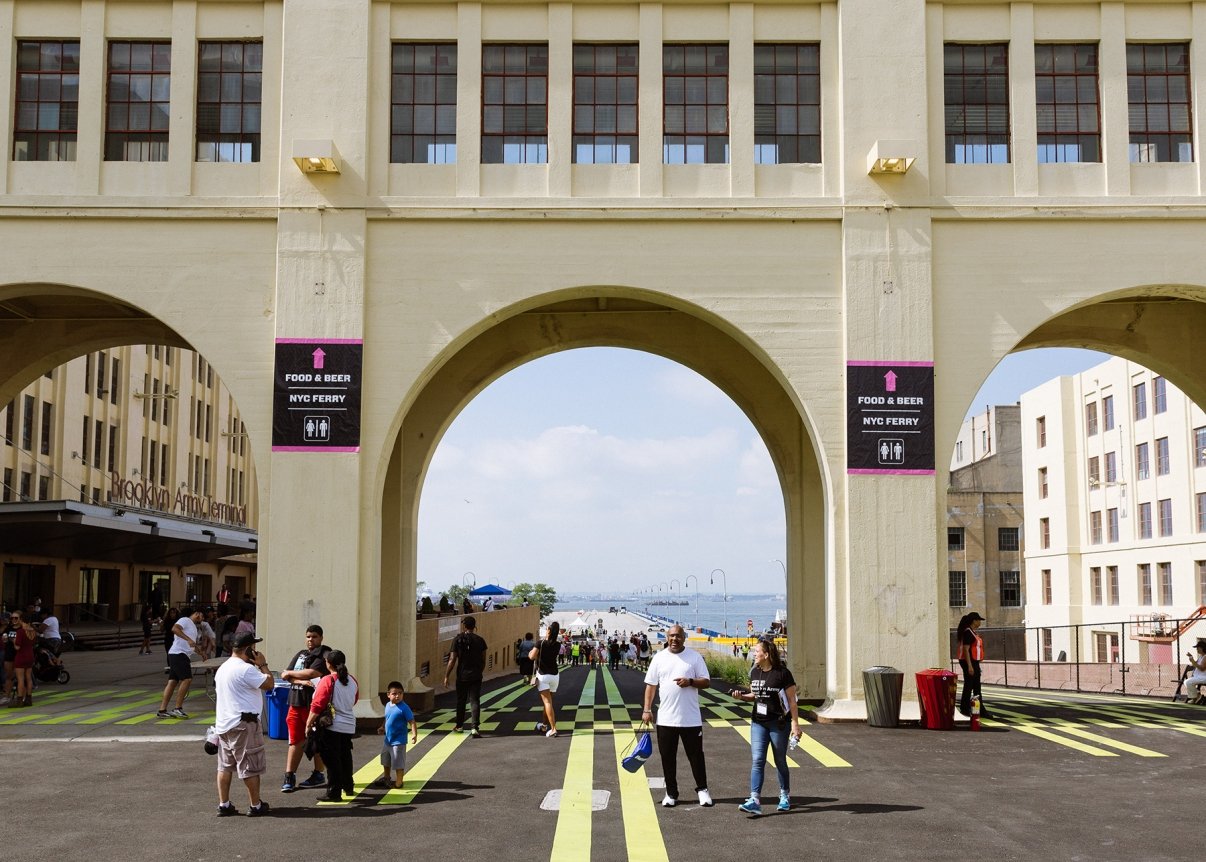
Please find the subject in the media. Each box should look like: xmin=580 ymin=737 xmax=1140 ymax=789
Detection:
xmin=725 ymin=721 xmax=799 ymax=769
xmin=612 ymin=729 xmax=670 ymax=862
xmin=379 ymin=729 xmax=470 ymax=804
xmin=984 ymin=719 xmax=1118 ymax=756
xmin=36 ymin=713 xmax=88 ymax=725
xmin=1051 ymin=725 xmax=1167 ymax=757
xmin=550 ymin=669 xmax=597 ymax=861
xmin=0 ymin=712 xmax=49 ymax=725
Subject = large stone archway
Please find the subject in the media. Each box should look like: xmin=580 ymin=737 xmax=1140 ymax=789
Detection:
xmin=375 ymin=291 xmax=831 ymax=703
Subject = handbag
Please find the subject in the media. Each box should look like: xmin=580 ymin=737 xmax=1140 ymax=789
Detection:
xmin=620 ymin=722 xmax=653 ymax=773
xmin=316 ymin=702 xmax=335 ymax=729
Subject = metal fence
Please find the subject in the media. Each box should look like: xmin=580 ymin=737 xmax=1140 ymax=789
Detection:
xmin=948 ymin=615 xmax=1206 ymax=697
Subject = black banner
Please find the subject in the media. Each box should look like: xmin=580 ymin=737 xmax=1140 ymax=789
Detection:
xmin=847 ymin=361 xmax=934 ymax=474
xmin=271 ymin=339 xmax=362 ymax=452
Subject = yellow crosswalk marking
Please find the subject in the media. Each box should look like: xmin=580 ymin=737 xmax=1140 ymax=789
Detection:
xmin=549 ymin=670 xmax=598 ymax=861
xmin=1051 ymin=725 xmax=1166 ymax=757
xmin=612 ymin=729 xmax=670 ymax=862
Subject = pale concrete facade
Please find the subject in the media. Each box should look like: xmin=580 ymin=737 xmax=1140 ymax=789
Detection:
xmin=1022 ymin=357 xmax=1206 ymax=665
xmin=1 ymin=1 xmax=1205 ymax=718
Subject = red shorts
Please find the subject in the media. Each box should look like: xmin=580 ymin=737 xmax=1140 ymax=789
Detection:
xmin=287 ymin=705 xmax=308 ymax=746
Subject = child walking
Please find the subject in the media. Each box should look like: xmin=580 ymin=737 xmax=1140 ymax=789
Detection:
xmin=378 ymin=681 xmax=418 ymax=788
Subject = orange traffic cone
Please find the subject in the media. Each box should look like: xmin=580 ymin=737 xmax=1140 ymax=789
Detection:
xmin=970 ymin=695 xmax=981 ymax=731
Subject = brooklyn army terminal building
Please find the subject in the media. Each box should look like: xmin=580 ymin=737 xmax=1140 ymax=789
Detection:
xmin=2 ymin=0 xmax=1204 ymax=717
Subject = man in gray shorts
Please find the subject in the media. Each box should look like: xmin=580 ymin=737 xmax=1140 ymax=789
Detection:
xmin=214 ymin=631 xmax=275 ymax=817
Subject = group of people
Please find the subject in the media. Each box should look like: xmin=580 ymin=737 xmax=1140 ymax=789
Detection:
xmin=0 ymin=600 xmax=62 ymax=707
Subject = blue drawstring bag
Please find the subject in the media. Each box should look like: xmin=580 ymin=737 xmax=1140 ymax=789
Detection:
xmin=621 ymin=724 xmax=653 ymax=773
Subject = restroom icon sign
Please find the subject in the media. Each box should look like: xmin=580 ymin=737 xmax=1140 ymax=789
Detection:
xmin=303 ymin=415 xmax=331 ymax=442
xmin=877 ymin=438 xmax=905 ymax=465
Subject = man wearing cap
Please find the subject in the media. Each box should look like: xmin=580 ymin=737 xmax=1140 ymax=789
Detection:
xmin=214 ymin=631 xmax=274 ymax=817
xmin=279 ymin=624 xmax=332 ymax=791
xmin=956 ymin=612 xmax=992 ymax=718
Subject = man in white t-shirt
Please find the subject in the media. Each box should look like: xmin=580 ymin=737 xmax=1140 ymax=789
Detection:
xmin=156 ymin=606 xmax=204 ymax=719
xmin=214 ymin=631 xmax=274 ymax=817
xmin=36 ymin=613 xmax=62 ymax=658
xmin=642 ymin=624 xmax=713 ymax=808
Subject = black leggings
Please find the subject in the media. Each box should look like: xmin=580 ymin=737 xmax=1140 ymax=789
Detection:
xmin=318 ymin=730 xmax=355 ymax=796
xmin=655 ymin=724 xmax=708 ymax=799
xmin=959 ymin=659 xmax=982 ymax=714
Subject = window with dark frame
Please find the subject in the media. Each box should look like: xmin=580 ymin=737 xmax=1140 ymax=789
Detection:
xmin=1105 ymin=451 xmax=1117 ymax=483
xmin=1036 ymin=416 xmax=1047 ymax=447
xmin=944 ymin=42 xmax=1010 ymax=164
xmin=1154 ymin=376 xmax=1167 ymax=413
xmin=1127 ymin=43 xmax=1192 ymax=163
xmin=663 ymin=44 xmax=729 ymax=164
xmin=1102 ymin=394 xmax=1114 ymax=431
xmin=21 ymin=395 xmax=34 ymax=451
xmin=1085 ymin=401 xmax=1098 ymax=435
xmin=948 ymin=526 xmax=965 ymax=550
xmin=999 ymin=570 xmax=1021 ymax=607
xmin=1090 ymin=510 xmax=1102 ymax=544
xmin=1195 ymin=427 xmax=1206 ymax=467
xmin=998 ymin=527 xmax=1019 ymax=551
xmin=1139 ymin=501 xmax=1152 ymax=539
xmin=1107 ymin=508 xmax=1119 ymax=543
xmin=481 ymin=44 xmax=548 ymax=165
xmin=754 ymin=43 xmax=820 ymax=165
xmin=39 ymin=401 xmax=52 ymax=456
xmin=1090 ymin=567 xmax=1102 ymax=604
xmin=13 ymin=40 xmax=80 ymax=162
xmin=1035 ymin=43 xmax=1100 ymax=163
xmin=1042 ymin=570 xmax=1052 ymax=604
xmin=1040 ymin=517 xmax=1050 ymax=549
xmin=573 ymin=44 xmax=638 ymax=165
xmin=1158 ymin=561 xmax=1173 ymax=604
xmin=391 ymin=43 xmax=457 ymax=165
xmin=196 ymin=41 xmax=262 ymax=163
xmin=1039 ymin=466 xmax=1048 ymax=498
xmin=1133 ymin=381 xmax=1147 ymax=420
xmin=1136 ymin=442 xmax=1150 ymax=479
xmin=1196 ymin=492 xmax=1205 ymax=533
xmin=948 ymin=570 xmax=967 ymax=608
xmin=1156 ymin=436 xmax=1170 ymax=475
xmin=105 ymin=41 xmax=171 ymax=162
xmin=1158 ymin=498 xmax=1173 ymax=537
xmin=1139 ymin=563 xmax=1152 ymax=605
xmin=1107 ymin=565 xmax=1119 ymax=605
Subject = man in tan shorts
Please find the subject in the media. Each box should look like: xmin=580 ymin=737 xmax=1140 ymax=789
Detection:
xmin=213 ymin=631 xmax=275 ymax=817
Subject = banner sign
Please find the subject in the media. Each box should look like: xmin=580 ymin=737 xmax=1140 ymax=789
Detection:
xmin=271 ymin=339 xmax=362 ymax=452
xmin=847 ymin=361 xmax=935 ymax=475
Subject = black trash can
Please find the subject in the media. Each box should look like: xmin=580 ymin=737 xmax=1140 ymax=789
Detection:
xmin=863 ymin=666 xmax=904 ymax=728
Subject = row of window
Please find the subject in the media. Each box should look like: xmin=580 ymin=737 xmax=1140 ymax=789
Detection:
xmin=948 ymin=569 xmax=1021 ymax=608
xmin=946 ymin=42 xmax=1192 ymax=164
xmin=948 ymin=526 xmax=1020 ymax=552
xmin=1084 ymin=378 xmax=1168 ymax=436
xmin=1 ymin=396 xmax=53 ymax=457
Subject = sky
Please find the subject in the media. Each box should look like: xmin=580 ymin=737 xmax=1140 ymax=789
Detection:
xmin=416 ymin=346 xmax=1113 ymax=596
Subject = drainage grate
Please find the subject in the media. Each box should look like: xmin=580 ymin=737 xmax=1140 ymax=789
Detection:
xmin=540 ymin=789 xmax=611 ymax=811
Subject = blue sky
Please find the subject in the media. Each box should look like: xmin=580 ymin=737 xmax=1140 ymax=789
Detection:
xmin=417 ymin=346 xmax=1111 ymax=595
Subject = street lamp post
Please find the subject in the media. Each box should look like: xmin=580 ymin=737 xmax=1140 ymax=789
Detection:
xmin=684 ymin=575 xmax=699 ymax=629
xmin=462 ymin=571 xmax=476 ymax=591
xmin=710 ymin=568 xmax=728 ymax=637
xmin=669 ymin=578 xmax=681 ymax=626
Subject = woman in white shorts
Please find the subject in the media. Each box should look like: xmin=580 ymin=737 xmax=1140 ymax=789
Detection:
xmin=530 ymin=622 xmax=562 ymax=738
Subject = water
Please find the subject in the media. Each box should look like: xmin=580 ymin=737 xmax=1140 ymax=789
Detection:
xmin=555 ymin=596 xmax=784 ymax=638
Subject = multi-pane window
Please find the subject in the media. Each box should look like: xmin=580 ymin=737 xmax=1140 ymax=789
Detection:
xmin=1036 ymin=416 xmax=1047 ymax=447
xmin=754 ymin=43 xmax=820 ymax=164
xmin=1038 ymin=467 xmax=1048 ymax=498
xmin=1158 ymin=498 xmax=1173 ymax=536
xmin=1035 ymin=43 xmax=1100 ymax=163
xmin=1000 ymin=571 xmax=1021 ymax=607
xmin=1196 ymin=492 xmax=1205 ymax=533
xmin=482 ymin=44 xmax=548 ymax=164
xmin=1088 ymin=455 xmax=1100 ymax=484
xmin=391 ymin=44 xmax=457 ymax=165
xmin=1085 ymin=401 xmax=1098 ymax=435
xmin=1041 ymin=628 xmax=1053 ymax=662
xmin=1104 ymin=451 xmax=1117 ymax=483
xmin=948 ymin=570 xmax=967 ymax=608
xmin=998 ymin=527 xmax=1019 ymax=551
xmin=1136 ymin=442 xmax=1150 ymax=480
xmin=1107 ymin=508 xmax=1119 ymax=543
xmin=1153 ymin=376 xmax=1167 ymax=413
xmin=1139 ymin=563 xmax=1152 ymax=605
xmin=1102 ymin=395 xmax=1114 ymax=431
xmin=573 ymin=44 xmax=638 ymax=165
xmin=1127 ymin=43 xmax=1192 ymax=163
xmin=944 ymin=43 xmax=1010 ymax=164
xmin=1040 ymin=517 xmax=1050 ymax=549
xmin=1158 ymin=561 xmax=1173 ymax=605
xmin=1139 ymin=501 xmax=1153 ymax=539
xmin=1198 ymin=560 xmax=1206 ymax=605
xmin=1156 ymin=437 xmax=1170 ymax=475
xmin=948 ymin=527 xmax=965 ymax=551
xmin=1090 ymin=510 xmax=1102 ymax=544
xmin=1090 ymin=567 xmax=1102 ymax=605
xmin=196 ymin=41 xmax=262 ymax=163
xmin=663 ymin=44 xmax=729 ymax=164
xmin=1194 ymin=427 xmax=1206 ymax=467
xmin=1133 ymin=381 xmax=1147 ymax=420
xmin=1042 ymin=570 xmax=1052 ymax=605
xmin=13 ymin=40 xmax=80 ymax=161
xmin=1107 ymin=566 xmax=1119 ymax=605
xmin=105 ymin=42 xmax=171 ymax=162
xmin=21 ymin=395 xmax=34 ymax=451
xmin=39 ymin=402 xmax=52 ymax=456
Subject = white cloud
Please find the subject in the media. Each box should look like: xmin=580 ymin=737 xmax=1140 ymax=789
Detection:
xmin=654 ymin=363 xmax=732 ymax=407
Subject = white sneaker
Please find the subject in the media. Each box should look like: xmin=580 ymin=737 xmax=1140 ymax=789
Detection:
xmin=697 ymin=789 xmax=713 ymax=807
xmin=545 ymin=728 xmax=558 ymax=738
xmin=661 ymin=794 xmax=677 ymax=807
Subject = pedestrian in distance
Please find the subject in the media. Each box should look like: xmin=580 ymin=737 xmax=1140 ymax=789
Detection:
xmin=279 ymin=624 xmax=332 ymax=792
xmin=377 ymin=680 xmax=418 ymax=788
xmin=8 ymin=611 xmax=37 ymax=707
xmin=157 ymin=606 xmax=204 ymax=719
xmin=444 ymin=615 xmax=487 ymax=738
xmin=641 ymin=624 xmax=713 ymax=808
xmin=305 ymin=649 xmax=359 ymax=803
xmin=729 ymin=638 xmax=800 ymax=815
xmin=956 ymin=612 xmax=993 ymax=718
xmin=1181 ymin=638 xmax=1206 ymax=704
xmin=138 ymin=604 xmax=155 ymax=655
xmin=213 ymin=631 xmax=274 ymax=817
xmin=518 ymin=632 xmax=536 ymax=683
xmin=530 ymin=621 xmax=562 ymax=738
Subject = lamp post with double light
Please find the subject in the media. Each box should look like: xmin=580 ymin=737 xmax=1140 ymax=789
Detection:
xmin=710 ymin=568 xmax=728 ymax=637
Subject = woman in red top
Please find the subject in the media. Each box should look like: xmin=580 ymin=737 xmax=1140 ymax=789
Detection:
xmin=10 ymin=611 xmax=37 ymax=708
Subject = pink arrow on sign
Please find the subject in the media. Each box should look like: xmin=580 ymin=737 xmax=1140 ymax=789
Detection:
xmin=312 ymin=348 xmax=326 ymax=370
xmin=884 ymin=370 xmax=898 ymax=392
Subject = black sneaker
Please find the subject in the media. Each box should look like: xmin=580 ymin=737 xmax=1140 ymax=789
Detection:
xmin=297 ymin=771 xmax=326 ymax=789
xmin=156 ymin=710 xmax=171 ymax=719
xmin=281 ymin=772 xmax=297 ymax=793
xmin=217 ymin=804 xmax=239 ymax=817
xmin=247 ymin=801 xmax=270 ymax=817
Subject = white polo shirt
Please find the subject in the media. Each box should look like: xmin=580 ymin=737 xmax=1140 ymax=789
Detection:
xmin=644 ymin=647 xmax=710 ymax=727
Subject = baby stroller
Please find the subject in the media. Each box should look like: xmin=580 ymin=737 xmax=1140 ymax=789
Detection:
xmin=33 ymin=643 xmax=70 ymax=686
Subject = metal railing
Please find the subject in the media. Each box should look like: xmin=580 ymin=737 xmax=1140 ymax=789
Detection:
xmin=949 ymin=615 xmax=1206 ymax=697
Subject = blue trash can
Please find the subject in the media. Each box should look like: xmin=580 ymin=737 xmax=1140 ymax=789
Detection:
xmin=265 ymin=683 xmax=290 ymax=740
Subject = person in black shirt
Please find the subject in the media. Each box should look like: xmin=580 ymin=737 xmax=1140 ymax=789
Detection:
xmin=529 ymin=621 xmax=562 ymax=737
xmin=279 ymin=624 xmax=332 ymax=792
xmin=444 ymin=616 xmax=487 ymax=738
xmin=730 ymin=638 xmax=800 ymax=815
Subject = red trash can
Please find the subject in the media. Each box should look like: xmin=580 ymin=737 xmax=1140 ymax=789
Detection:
xmin=915 ymin=669 xmax=958 ymax=730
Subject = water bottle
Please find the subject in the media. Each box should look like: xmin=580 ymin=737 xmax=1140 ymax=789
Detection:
xmin=788 ymin=732 xmax=799 ymax=751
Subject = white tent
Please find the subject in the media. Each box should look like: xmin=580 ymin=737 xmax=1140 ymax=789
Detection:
xmin=567 ymin=615 xmax=592 ymax=631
